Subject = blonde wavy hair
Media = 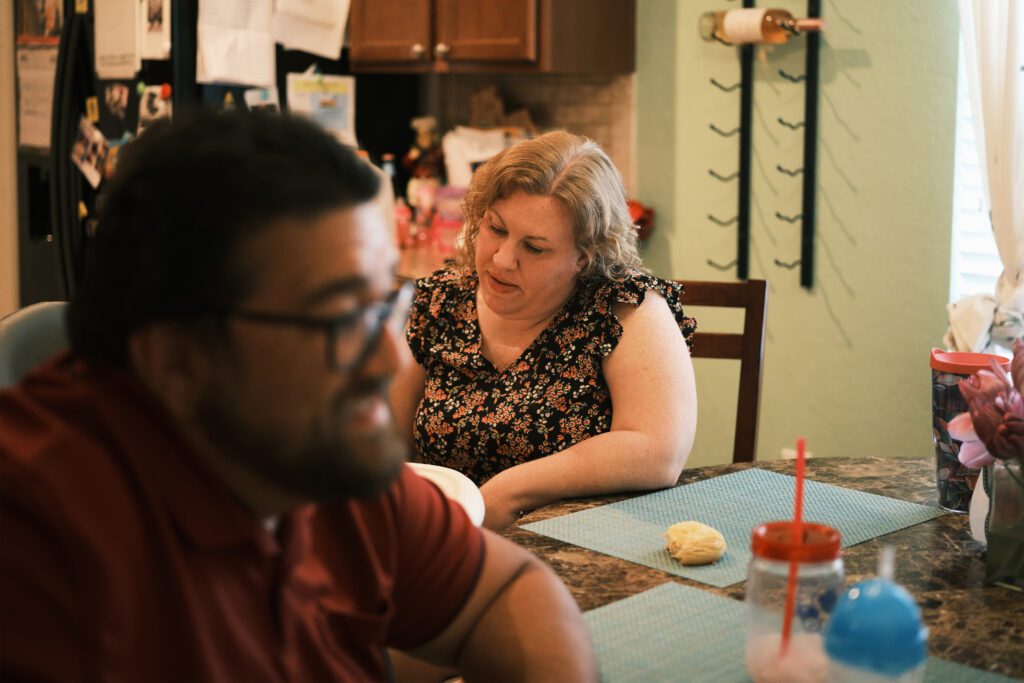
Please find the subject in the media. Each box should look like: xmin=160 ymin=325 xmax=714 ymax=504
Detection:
xmin=454 ymin=130 xmax=643 ymax=280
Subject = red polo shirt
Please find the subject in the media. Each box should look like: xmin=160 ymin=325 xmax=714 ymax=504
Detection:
xmin=0 ymin=354 xmax=484 ymax=682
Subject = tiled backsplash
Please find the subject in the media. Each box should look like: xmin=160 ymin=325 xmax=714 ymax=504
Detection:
xmin=425 ymin=73 xmax=636 ymax=194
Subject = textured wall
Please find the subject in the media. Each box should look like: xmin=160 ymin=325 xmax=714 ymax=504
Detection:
xmin=636 ymin=0 xmax=959 ymax=466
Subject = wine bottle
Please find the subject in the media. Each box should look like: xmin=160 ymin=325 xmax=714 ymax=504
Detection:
xmin=380 ymin=152 xmax=399 ymax=196
xmin=700 ymin=8 xmax=824 ymax=46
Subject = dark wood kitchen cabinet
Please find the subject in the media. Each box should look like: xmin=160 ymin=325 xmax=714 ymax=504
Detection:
xmin=348 ymin=0 xmax=634 ymax=74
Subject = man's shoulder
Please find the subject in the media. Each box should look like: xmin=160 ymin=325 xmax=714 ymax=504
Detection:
xmin=0 ymin=362 xmax=153 ymax=546
xmin=312 ymin=465 xmax=478 ymax=557
xmin=315 ymin=465 xmax=443 ymax=533
xmin=3 ymin=365 xmax=106 ymax=472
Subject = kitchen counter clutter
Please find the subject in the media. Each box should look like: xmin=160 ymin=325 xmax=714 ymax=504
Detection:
xmin=397 ymin=241 xmax=452 ymax=281
xmin=504 ymin=457 xmax=1024 ymax=679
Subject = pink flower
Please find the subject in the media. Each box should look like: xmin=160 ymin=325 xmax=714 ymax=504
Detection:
xmin=948 ymin=411 xmax=996 ymax=468
xmin=954 ymin=340 xmax=1024 ymax=465
xmin=986 ymin=416 xmax=1024 ymax=462
xmin=1012 ymin=338 xmax=1024 ymax=393
xmin=959 ymin=368 xmax=1010 ymax=406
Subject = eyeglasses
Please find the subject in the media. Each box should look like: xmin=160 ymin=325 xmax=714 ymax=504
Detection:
xmin=222 ymin=279 xmax=415 ymax=371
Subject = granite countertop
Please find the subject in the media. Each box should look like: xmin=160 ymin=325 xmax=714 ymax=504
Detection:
xmin=503 ymin=457 xmax=1024 ymax=679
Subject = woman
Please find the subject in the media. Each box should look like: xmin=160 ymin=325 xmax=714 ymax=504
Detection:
xmin=391 ymin=131 xmax=697 ymax=530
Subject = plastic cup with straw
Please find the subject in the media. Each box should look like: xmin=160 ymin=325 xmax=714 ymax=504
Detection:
xmin=745 ymin=437 xmax=843 ymax=683
xmin=780 ymin=436 xmax=807 ymax=657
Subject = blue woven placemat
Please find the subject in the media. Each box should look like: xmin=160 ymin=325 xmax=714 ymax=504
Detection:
xmin=523 ymin=469 xmax=947 ymax=587
xmin=584 ymin=583 xmax=1016 ymax=683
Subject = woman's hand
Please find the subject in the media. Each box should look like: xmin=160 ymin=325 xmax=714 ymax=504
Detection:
xmin=479 ymin=470 xmax=529 ymax=531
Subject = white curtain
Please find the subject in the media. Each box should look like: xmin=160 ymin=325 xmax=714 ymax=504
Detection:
xmin=946 ymin=0 xmax=1024 ymax=353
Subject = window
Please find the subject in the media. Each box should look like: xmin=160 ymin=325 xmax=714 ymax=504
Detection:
xmin=949 ymin=39 xmax=1002 ymax=304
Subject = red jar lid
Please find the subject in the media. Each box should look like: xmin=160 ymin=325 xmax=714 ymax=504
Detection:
xmin=750 ymin=521 xmax=841 ymax=562
xmin=930 ymin=348 xmax=1009 ymax=374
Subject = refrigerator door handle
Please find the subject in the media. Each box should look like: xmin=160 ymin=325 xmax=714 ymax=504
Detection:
xmin=49 ymin=2 xmax=80 ymax=300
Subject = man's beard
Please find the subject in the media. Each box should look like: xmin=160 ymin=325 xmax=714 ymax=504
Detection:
xmin=195 ymin=376 xmax=407 ymax=503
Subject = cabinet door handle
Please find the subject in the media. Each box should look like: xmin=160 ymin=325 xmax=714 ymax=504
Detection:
xmin=410 ymin=43 xmax=425 ymax=59
xmin=434 ymin=43 xmax=450 ymax=59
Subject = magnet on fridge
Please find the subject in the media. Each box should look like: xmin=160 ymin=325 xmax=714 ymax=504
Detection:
xmin=85 ymin=96 xmax=99 ymax=122
xmin=243 ymin=87 xmax=280 ymax=113
xmin=136 ymin=81 xmax=147 ymax=96
xmin=75 ymin=0 xmax=88 ymax=13
xmin=137 ymin=86 xmax=173 ymax=135
xmin=160 ymin=83 xmax=172 ymax=100
xmin=71 ymin=117 xmax=110 ymax=189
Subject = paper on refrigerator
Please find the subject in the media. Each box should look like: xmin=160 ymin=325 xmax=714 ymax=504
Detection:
xmin=139 ymin=0 xmax=172 ymax=60
xmin=95 ymin=0 xmax=141 ymax=79
xmin=15 ymin=0 xmax=63 ymax=45
xmin=286 ymin=71 xmax=356 ymax=147
xmin=273 ymin=0 xmax=350 ymax=60
xmin=16 ymin=46 xmax=58 ymax=149
xmin=196 ymin=0 xmax=276 ymax=88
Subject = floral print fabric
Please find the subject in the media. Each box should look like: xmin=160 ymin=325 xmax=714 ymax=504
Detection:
xmin=407 ymin=268 xmax=696 ymax=485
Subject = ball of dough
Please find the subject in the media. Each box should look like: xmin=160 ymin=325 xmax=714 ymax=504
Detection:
xmin=665 ymin=521 xmax=727 ymax=565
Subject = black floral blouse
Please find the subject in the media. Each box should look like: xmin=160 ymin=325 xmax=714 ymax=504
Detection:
xmin=406 ymin=268 xmax=697 ymax=485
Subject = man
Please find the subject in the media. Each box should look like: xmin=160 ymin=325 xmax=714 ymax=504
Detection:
xmin=0 ymin=110 xmax=596 ymax=682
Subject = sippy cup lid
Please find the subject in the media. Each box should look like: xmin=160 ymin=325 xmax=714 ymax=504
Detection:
xmin=824 ymin=579 xmax=928 ymax=676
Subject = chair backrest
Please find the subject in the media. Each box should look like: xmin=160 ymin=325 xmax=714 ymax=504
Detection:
xmin=0 ymin=301 xmax=70 ymax=389
xmin=676 ymin=280 xmax=767 ymax=463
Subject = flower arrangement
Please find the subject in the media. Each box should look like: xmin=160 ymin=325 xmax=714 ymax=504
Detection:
xmin=947 ymin=338 xmax=1024 ymax=588
xmin=947 ymin=338 xmax=1024 ymax=480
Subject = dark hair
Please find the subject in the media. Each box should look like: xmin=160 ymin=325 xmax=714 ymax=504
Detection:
xmin=67 ymin=109 xmax=380 ymax=366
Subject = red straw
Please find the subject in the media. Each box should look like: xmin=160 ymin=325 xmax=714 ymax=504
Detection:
xmin=780 ymin=437 xmax=807 ymax=657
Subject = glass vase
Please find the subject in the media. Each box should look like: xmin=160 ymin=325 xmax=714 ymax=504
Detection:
xmin=985 ymin=459 xmax=1024 ymax=590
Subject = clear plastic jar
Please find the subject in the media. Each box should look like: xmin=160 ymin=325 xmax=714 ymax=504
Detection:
xmin=745 ymin=522 xmax=844 ymax=683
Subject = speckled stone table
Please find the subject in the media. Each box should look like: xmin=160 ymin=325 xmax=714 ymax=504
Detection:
xmin=504 ymin=457 xmax=1024 ymax=679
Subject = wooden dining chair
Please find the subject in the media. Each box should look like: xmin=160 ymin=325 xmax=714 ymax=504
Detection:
xmin=676 ymin=279 xmax=768 ymax=464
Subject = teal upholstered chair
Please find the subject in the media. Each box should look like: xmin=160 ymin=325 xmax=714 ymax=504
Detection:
xmin=0 ymin=301 xmax=70 ymax=388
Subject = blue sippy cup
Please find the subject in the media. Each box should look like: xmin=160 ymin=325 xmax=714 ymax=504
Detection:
xmin=823 ymin=547 xmax=928 ymax=682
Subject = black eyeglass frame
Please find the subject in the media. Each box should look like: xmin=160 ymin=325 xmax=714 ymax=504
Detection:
xmin=220 ymin=279 xmax=415 ymax=372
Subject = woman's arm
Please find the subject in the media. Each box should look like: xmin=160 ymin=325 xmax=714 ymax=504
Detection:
xmin=480 ymin=290 xmax=697 ymax=530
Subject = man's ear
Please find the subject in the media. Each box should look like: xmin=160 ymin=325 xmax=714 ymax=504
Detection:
xmin=128 ymin=323 xmax=210 ymax=418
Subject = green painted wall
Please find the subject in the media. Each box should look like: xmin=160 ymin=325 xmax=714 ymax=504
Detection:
xmin=636 ymin=1 xmax=959 ymax=467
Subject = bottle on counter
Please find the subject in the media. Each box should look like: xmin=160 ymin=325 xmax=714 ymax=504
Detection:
xmin=394 ymin=197 xmax=413 ymax=249
xmin=380 ymin=153 xmax=398 ymax=195
xmin=700 ymin=8 xmax=825 ymax=45
xmin=823 ymin=547 xmax=928 ymax=683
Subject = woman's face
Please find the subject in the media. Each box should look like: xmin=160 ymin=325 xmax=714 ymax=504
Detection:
xmin=475 ymin=191 xmax=586 ymax=322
